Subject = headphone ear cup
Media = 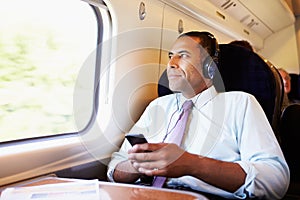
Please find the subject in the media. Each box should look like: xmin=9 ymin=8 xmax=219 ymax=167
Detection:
xmin=203 ymin=56 xmax=217 ymax=79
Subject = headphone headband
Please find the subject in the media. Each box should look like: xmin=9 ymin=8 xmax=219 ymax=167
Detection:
xmin=202 ymin=32 xmax=219 ymax=61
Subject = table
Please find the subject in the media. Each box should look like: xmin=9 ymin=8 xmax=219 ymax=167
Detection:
xmin=2 ymin=177 xmax=208 ymax=200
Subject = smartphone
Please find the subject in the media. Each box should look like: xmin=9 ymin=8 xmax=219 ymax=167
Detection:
xmin=125 ymin=133 xmax=148 ymax=146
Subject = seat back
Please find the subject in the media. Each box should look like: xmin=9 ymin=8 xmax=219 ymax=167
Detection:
xmin=279 ymin=103 xmax=300 ymax=197
xmin=215 ymin=44 xmax=283 ymax=138
xmin=288 ymin=73 xmax=300 ymax=103
xmin=280 ymin=104 xmax=300 ymax=182
xmin=158 ymin=69 xmax=173 ymax=97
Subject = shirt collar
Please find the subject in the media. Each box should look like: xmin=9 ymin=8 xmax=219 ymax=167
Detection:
xmin=177 ymin=86 xmax=218 ymax=110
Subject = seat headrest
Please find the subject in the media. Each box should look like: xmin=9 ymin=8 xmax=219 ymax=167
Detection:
xmin=158 ymin=70 xmax=173 ymax=97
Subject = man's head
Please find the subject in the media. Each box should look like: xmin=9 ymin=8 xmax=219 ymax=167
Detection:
xmin=278 ymin=68 xmax=291 ymax=94
xmin=167 ymin=31 xmax=219 ymax=98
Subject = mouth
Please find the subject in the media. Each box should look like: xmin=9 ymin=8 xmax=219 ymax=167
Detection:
xmin=168 ymin=74 xmax=182 ymax=80
xmin=167 ymin=70 xmax=184 ymax=79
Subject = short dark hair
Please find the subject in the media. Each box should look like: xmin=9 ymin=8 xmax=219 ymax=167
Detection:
xmin=229 ymin=40 xmax=253 ymax=51
xmin=178 ymin=31 xmax=219 ymax=58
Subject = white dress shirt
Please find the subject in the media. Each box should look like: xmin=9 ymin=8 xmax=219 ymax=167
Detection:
xmin=107 ymin=86 xmax=290 ymax=199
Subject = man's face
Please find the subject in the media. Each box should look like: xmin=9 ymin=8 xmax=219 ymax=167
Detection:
xmin=279 ymin=70 xmax=291 ymax=94
xmin=167 ymin=36 xmax=211 ymax=98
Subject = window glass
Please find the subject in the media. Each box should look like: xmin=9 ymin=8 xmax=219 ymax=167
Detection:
xmin=0 ymin=0 xmax=98 ymax=142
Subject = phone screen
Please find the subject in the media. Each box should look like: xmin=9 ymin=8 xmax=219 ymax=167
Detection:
xmin=125 ymin=133 xmax=148 ymax=146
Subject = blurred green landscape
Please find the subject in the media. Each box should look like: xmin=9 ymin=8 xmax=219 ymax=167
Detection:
xmin=0 ymin=0 xmax=96 ymax=142
xmin=0 ymin=29 xmax=77 ymax=142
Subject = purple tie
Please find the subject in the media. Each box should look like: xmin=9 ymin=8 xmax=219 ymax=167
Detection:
xmin=152 ymin=100 xmax=193 ymax=187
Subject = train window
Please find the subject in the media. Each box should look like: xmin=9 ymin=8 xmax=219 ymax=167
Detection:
xmin=0 ymin=0 xmax=99 ymax=142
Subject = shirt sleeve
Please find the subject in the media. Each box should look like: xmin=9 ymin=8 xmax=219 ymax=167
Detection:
xmin=234 ymin=94 xmax=290 ymax=199
xmin=107 ymin=140 xmax=131 ymax=182
xmin=107 ymin=100 xmax=158 ymax=182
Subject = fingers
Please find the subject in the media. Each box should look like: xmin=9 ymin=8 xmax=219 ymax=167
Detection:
xmin=128 ymin=143 xmax=167 ymax=175
xmin=139 ymin=166 xmax=165 ymax=176
xmin=128 ymin=143 xmax=186 ymax=177
xmin=129 ymin=143 xmax=185 ymax=162
xmin=130 ymin=157 xmax=164 ymax=170
xmin=131 ymin=161 xmax=165 ymax=176
xmin=128 ymin=143 xmax=164 ymax=153
xmin=128 ymin=143 xmax=169 ymax=163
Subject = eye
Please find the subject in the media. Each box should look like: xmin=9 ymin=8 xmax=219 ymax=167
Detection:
xmin=179 ymin=53 xmax=188 ymax=58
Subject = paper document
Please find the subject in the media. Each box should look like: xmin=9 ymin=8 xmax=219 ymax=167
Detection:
xmin=0 ymin=179 xmax=100 ymax=200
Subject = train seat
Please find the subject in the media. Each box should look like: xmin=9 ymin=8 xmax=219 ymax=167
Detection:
xmin=279 ymin=103 xmax=300 ymax=198
xmin=158 ymin=69 xmax=173 ymax=97
xmin=288 ymin=73 xmax=300 ymax=103
xmin=216 ymin=44 xmax=283 ymax=139
xmin=158 ymin=44 xmax=283 ymax=140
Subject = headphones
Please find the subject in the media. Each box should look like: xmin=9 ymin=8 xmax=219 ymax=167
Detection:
xmin=201 ymin=32 xmax=220 ymax=79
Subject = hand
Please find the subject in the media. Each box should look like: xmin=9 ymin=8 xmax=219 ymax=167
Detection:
xmin=128 ymin=143 xmax=191 ymax=177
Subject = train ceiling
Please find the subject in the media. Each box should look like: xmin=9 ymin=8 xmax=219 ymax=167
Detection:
xmin=209 ymin=0 xmax=295 ymax=39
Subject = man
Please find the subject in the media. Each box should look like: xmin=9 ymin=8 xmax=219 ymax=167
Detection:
xmin=278 ymin=68 xmax=292 ymax=110
xmin=278 ymin=68 xmax=292 ymax=94
xmin=107 ymin=31 xmax=289 ymax=199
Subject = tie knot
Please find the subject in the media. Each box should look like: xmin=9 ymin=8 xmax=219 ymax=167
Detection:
xmin=182 ymin=100 xmax=193 ymax=111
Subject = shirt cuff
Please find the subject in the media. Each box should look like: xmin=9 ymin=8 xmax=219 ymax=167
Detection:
xmin=234 ymin=161 xmax=258 ymax=198
xmin=107 ymin=167 xmax=116 ymax=182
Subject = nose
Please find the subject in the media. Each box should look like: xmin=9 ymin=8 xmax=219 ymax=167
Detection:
xmin=282 ymin=79 xmax=287 ymax=85
xmin=168 ymin=55 xmax=179 ymax=69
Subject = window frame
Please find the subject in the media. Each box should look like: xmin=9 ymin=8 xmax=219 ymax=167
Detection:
xmin=0 ymin=0 xmax=111 ymax=186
